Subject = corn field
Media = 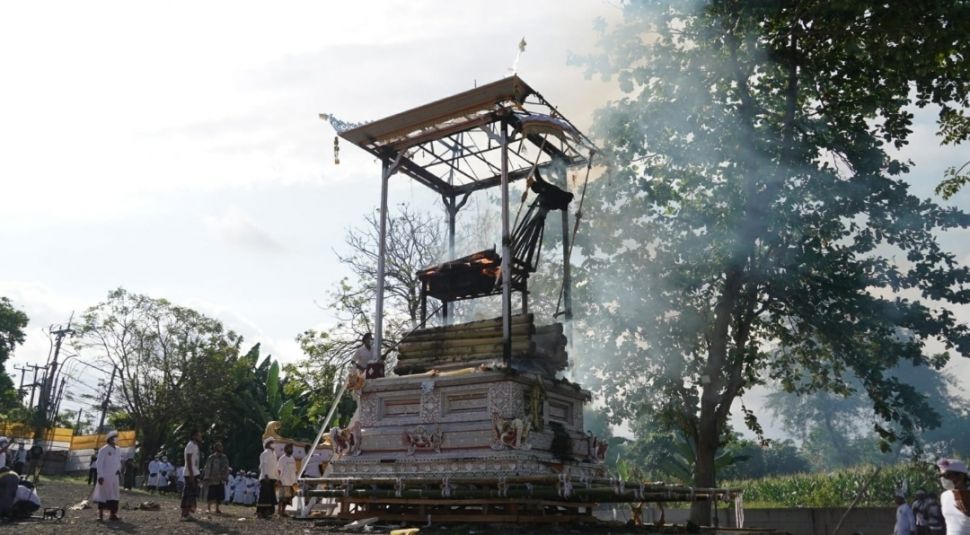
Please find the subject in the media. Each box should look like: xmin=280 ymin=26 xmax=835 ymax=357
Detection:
xmin=724 ymin=462 xmax=941 ymax=508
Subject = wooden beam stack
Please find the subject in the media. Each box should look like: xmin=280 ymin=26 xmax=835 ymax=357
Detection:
xmin=395 ymin=314 xmax=568 ymax=375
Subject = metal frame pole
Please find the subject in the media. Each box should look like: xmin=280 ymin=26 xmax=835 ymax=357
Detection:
xmin=561 ymin=174 xmax=573 ymax=347
xmin=374 ymin=159 xmax=391 ymax=359
xmin=500 ymin=121 xmax=512 ymax=365
xmin=296 ymin=373 xmax=350 ymax=518
xmin=444 ymin=196 xmax=456 ymax=324
xmin=374 ymin=153 xmax=402 ymax=358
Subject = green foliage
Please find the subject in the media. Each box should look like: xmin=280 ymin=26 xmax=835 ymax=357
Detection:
xmin=619 ymin=413 xmax=812 ymax=483
xmin=76 ymin=288 xmax=252 ymax=467
xmin=728 ymin=462 xmax=940 ymax=508
xmin=936 ymin=161 xmax=970 ymax=200
xmin=266 ymin=360 xmax=281 ymax=415
xmin=288 ymin=333 xmax=357 ymax=432
xmin=767 ymin=363 xmax=970 ymax=469
xmin=0 ymin=297 xmax=29 ymax=413
xmin=213 ymin=344 xmax=291 ymax=470
xmin=571 ymin=1 xmax=970 ymax=502
xmin=716 ymin=438 xmax=812 ymax=481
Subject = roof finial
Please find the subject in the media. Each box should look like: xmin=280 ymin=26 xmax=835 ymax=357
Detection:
xmin=510 ymin=37 xmax=527 ymax=74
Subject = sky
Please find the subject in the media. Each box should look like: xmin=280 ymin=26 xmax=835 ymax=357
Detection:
xmin=1 ymin=1 xmax=968 ymax=437
xmin=0 ymin=0 xmax=622 ymax=422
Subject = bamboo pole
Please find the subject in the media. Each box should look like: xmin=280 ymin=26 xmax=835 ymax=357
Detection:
xmin=409 ymin=314 xmax=533 ymax=336
xmin=302 ymin=475 xmax=743 ymax=492
xmin=399 ymin=336 xmax=533 ymax=353
xmin=398 ymin=347 xmax=534 ymax=366
xmin=307 ymin=487 xmax=733 ymax=503
xmin=395 ymin=359 xmax=510 ymax=374
xmin=398 ymin=340 xmax=534 ymax=358
xmin=402 ymin=323 xmax=534 ymax=343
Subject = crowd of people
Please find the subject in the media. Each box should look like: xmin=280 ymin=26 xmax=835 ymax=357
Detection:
xmin=892 ymin=458 xmax=970 ymax=535
xmin=84 ymin=429 xmax=324 ymax=522
xmin=0 ymin=436 xmax=46 ymax=482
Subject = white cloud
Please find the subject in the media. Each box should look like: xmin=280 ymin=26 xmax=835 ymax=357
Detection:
xmin=0 ymin=281 xmax=88 ymax=367
xmin=203 ymin=205 xmax=286 ymax=253
xmin=179 ymin=296 xmax=304 ymax=364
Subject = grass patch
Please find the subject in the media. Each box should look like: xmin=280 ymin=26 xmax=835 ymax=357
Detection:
xmin=723 ymin=462 xmax=939 ymax=508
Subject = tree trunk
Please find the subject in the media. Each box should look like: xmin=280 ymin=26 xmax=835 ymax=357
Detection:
xmin=690 ymin=408 xmax=718 ymax=525
xmin=689 ymin=267 xmax=745 ymax=526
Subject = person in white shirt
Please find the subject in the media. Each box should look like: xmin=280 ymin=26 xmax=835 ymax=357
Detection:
xmin=147 ymin=456 xmax=161 ymax=492
xmin=256 ymin=438 xmax=279 ymax=518
xmin=223 ymin=469 xmax=232 ymax=506
xmin=0 ymin=437 xmax=9 ymax=470
xmin=231 ymin=471 xmax=246 ymax=504
xmin=292 ymin=443 xmax=305 ymax=474
xmin=92 ymin=431 xmax=122 ymax=521
xmin=11 ymin=481 xmax=41 ymax=519
xmin=13 ymin=443 xmax=27 ymax=475
xmin=246 ymin=472 xmax=258 ymax=505
xmin=938 ymin=458 xmax=970 ymax=535
xmin=176 ymin=465 xmax=185 ymax=493
xmin=160 ymin=456 xmax=173 ymax=492
xmin=896 ymin=492 xmax=917 ymax=535
xmin=302 ymin=445 xmax=324 ymax=478
xmin=277 ymin=443 xmax=297 ymax=517
xmin=180 ymin=429 xmax=202 ymax=520
xmin=353 ymin=333 xmax=374 ymax=371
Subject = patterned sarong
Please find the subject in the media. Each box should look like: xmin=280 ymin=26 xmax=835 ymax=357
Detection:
xmin=180 ymin=476 xmax=199 ymax=516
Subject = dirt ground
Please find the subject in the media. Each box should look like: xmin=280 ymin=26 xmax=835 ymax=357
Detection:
xmin=10 ymin=477 xmax=324 ymax=534
xmin=7 ymin=478 xmax=734 ymax=535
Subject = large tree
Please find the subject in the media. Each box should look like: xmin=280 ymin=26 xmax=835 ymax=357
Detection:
xmin=76 ymin=288 xmax=243 ymax=461
xmin=0 ymin=297 xmax=29 ymax=412
xmin=768 ymin=364 xmax=970 ymax=468
xmin=574 ymin=0 xmax=970 ymax=522
xmin=303 ymin=204 xmax=444 ymax=367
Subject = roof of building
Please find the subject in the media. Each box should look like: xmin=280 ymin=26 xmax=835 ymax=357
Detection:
xmin=333 ymin=76 xmax=595 ymax=197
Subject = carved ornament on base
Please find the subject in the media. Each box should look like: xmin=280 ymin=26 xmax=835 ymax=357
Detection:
xmin=403 ymin=425 xmax=444 ymax=455
xmin=330 ymin=421 xmax=362 ymax=456
xmin=491 ymin=411 xmax=531 ymax=450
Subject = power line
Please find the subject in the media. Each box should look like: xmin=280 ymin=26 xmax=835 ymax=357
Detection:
xmin=60 ymin=374 xmax=102 ymax=396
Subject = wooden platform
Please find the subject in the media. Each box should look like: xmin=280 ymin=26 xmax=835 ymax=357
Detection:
xmin=334 ymin=496 xmax=596 ymax=524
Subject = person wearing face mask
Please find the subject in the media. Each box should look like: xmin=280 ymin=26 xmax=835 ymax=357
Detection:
xmin=938 ymin=458 xmax=970 ymax=535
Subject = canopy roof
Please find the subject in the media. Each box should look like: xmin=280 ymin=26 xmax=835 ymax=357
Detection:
xmin=336 ymin=75 xmax=595 ymax=198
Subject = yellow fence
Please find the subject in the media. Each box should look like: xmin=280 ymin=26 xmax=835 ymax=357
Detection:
xmin=0 ymin=423 xmax=136 ymax=449
xmin=71 ymin=430 xmax=136 ymax=449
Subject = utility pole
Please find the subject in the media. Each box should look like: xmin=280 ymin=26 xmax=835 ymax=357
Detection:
xmin=34 ymin=318 xmax=74 ymax=443
xmin=95 ymin=364 xmax=117 ymax=445
xmin=47 ymin=377 xmax=67 ymax=428
xmin=22 ymin=364 xmax=43 ymax=409
xmin=74 ymin=409 xmax=84 ymax=434
xmin=16 ymin=366 xmax=27 ymax=398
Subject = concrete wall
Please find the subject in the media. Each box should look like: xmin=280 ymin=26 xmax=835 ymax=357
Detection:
xmin=600 ymin=505 xmax=896 ymax=534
